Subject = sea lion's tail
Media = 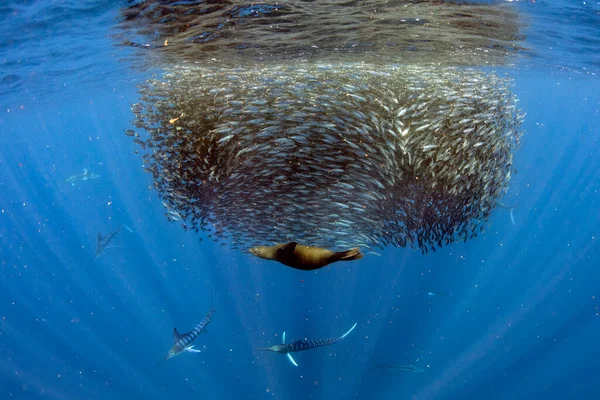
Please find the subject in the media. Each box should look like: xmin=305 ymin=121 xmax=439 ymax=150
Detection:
xmin=335 ymin=248 xmax=364 ymax=262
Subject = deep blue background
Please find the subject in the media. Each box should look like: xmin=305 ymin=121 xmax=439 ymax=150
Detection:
xmin=1 ymin=1 xmax=599 ymax=399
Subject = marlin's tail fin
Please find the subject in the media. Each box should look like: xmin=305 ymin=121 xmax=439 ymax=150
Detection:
xmin=335 ymin=248 xmax=364 ymax=262
xmin=341 ymin=322 xmax=358 ymax=339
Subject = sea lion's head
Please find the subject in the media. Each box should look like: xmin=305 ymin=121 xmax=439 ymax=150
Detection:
xmin=249 ymin=246 xmax=272 ymax=260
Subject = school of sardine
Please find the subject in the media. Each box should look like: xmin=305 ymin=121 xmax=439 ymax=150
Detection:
xmin=127 ymin=63 xmax=524 ymax=253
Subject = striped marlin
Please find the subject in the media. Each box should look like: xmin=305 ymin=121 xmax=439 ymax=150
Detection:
xmin=496 ymin=201 xmax=521 ymax=226
xmin=93 ymin=225 xmax=133 ymax=259
xmin=256 ymin=322 xmax=357 ymax=367
xmin=371 ymin=359 xmax=426 ymax=372
xmin=64 ymin=168 xmax=100 ymax=186
xmin=158 ymin=306 xmax=215 ymax=364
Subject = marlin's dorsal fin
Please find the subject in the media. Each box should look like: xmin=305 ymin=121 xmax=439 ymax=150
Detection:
xmin=278 ymin=242 xmax=297 ymax=255
xmin=97 ymin=233 xmax=103 ymax=244
xmin=173 ymin=328 xmax=183 ymax=343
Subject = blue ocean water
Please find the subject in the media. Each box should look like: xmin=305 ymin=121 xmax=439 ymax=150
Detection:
xmin=1 ymin=1 xmax=599 ymax=399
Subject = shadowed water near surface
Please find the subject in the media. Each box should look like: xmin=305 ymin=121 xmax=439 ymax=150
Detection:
xmin=115 ymin=0 xmax=524 ymax=65
xmin=1 ymin=1 xmax=600 ymax=399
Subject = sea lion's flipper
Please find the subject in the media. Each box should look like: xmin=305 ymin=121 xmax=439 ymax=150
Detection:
xmin=336 ymin=248 xmax=364 ymax=262
xmin=277 ymin=242 xmax=298 ymax=256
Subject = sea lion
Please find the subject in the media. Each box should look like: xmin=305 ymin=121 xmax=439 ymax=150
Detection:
xmin=249 ymin=242 xmax=364 ymax=271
